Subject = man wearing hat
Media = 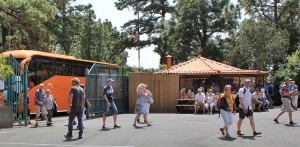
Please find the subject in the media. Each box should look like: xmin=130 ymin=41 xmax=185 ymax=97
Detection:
xmin=102 ymin=78 xmax=121 ymax=129
xmin=273 ymin=78 xmax=296 ymax=125
xmin=237 ymin=79 xmax=262 ymax=136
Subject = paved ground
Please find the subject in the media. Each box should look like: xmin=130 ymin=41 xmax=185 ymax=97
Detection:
xmin=0 ymin=107 xmax=299 ymax=147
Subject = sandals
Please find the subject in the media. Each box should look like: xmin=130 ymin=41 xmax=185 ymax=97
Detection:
xmin=220 ymin=128 xmax=225 ymax=135
xmin=236 ymin=131 xmax=244 ymax=136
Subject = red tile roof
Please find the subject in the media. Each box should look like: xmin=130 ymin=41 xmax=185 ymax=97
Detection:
xmin=155 ymin=55 xmax=267 ymax=75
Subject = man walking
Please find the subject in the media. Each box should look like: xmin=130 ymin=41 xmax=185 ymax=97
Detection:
xmin=102 ymin=78 xmax=120 ymax=129
xmin=64 ymin=78 xmax=85 ymax=139
xmin=237 ymin=79 xmax=262 ymax=136
xmin=273 ymin=78 xmax=296 ymax=125
xmin=34 ymin=84 xmax=50 ymax=127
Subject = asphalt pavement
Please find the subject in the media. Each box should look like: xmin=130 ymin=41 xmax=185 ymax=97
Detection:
xmin=0 ymin=107 xmax=299 ymax=147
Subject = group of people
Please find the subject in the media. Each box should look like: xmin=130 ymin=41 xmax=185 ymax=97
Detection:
xmin=274 ymin=78 xmax=298 ymax=125
xmin=178 ymin=87 xmax=218 ymax=114
xmin=218 ymin=79 xmax=262 ymax=138
xmin=251 ymin=88 xmax=270 ymax=112
xmin=64 ymin=78 xmax=154 ymax=139
xmin=34 ymin=84 xmax=58 ymax=127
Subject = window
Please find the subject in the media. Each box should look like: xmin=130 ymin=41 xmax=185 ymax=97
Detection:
xmin=28 ymin=56 xmax=54 ymax=84
xmin=56 ymin=60 xmax=71 ymax=75
xmin=71 ymin=62 xmax=84 ymax=76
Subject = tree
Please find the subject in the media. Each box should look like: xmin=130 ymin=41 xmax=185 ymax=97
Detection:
xmin=0 ymin=0 xmax=56 ymax=51
xmin=226 ymin=19 xmax=289 ymax=71
xmin=47 ymin=0 xmax=93 ymax=54
xmin=115 ymin=0 xmax=175 ymax=64
xmin=239 ymin=0 xmax=300 ymax=55
xmin=174 ymin=0 xmax=240 ymax=59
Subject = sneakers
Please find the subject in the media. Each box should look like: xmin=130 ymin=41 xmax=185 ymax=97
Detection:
xmin=289 ymin=121 xmax=297 ymax=125
xmin=102 ymin=125 xmax=108 ymax=129
xmin=253 ymin=131 xmax=262 ymax=136
xmin=273 ymin=118 xmax=279 ymax=124
xmin=64 ymin=133 xmax=73 ymax=139
xmin=113 ymin=124 xmax=121 ymax=128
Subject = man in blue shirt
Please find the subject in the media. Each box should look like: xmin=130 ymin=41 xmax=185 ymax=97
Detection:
xmin=102 ymin=78 xmax=120 ymax=129
xmin=34 ymin=84 xmax=50 ymax=127
xmin=266 ymin=81 xmax=274 ymax=108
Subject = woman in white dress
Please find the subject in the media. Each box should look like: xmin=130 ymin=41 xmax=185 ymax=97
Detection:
xmin=205 ymin=89 xmax=216 ymax=114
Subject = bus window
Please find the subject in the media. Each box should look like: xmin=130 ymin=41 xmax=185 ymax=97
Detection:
xmin=72 ymin=62 xmax=84 ymax=76
xmin=56 ymin=60 xmax=71 ymax=75
xmin=29 ymin=56 xmax=54 ymax=84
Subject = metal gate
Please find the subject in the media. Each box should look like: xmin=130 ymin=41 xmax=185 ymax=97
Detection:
xmin=85 ymin=64 xmax=128 ymax=118
xmin=7 ymin=54 xmax=28 ymax=126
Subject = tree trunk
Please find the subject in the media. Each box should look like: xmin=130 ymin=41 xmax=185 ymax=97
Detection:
xmin=1 ymin=25 xmax=9 ymax=52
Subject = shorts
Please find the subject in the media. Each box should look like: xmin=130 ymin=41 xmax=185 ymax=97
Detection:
xmin=239 ymin=107 xmax=253 ymax=119
xmin=281 ymin=98 xmax=293 ymax=112
xmin=103 ymin=101 xmax=118 ymax=116
xmin=35 ymin=105 xmax=48 ymax=117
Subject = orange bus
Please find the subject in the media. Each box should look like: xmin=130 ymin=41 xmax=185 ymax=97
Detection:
xmin=1 ymin=50 xmax=119 ymax=113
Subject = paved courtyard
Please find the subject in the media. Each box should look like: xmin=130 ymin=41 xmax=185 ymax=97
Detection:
xmin=0 ymin=107 xmax=299 ymax=147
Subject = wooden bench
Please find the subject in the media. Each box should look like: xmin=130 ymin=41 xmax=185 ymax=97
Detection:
xmin=176 ymin=99 xmax=195 ymax=113
xmin=175 ymin=104 xmax=195 ymax=113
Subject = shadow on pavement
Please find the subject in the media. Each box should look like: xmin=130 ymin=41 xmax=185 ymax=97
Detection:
xmin=99 ymin=128 xmax=112 ymax=131
xmin=218 ymin=137 xmax=237 ymax=141
xmin=284 ymin=124 xmax=299 ymax=127
xmin=238 ymin=135 xmax=260 ymax=140
xmin=63 ymin=138 xmax=80 ymax=142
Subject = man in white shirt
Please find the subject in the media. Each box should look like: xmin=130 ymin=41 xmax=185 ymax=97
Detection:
xmin=237 ymin=79 xmax=262 ymax=136
xmin=194 ymin=88 xmax=205 ymax=114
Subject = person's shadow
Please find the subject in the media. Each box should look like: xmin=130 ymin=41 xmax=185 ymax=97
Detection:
xmin=218 ymin=137 xmax=237 ymax=141
xmin=63 ymin=138 xmax=80 ymax=142
xmin=238 ymin=135 xmax=260 ymax=140
xmin=284 ymin=124 xmax=299 ymax=127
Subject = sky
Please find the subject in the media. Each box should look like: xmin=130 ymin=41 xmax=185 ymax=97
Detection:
xmin=74 ymin=0 xmax=240 ymax=69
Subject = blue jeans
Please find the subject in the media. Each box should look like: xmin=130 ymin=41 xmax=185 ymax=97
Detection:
xmin=68 ymin=109 xmax=83 ymax=135
xmin=103 ymin=101 xmax=118 ymax=116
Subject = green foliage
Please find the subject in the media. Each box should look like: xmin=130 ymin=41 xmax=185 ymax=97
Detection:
xmin=0 ymin=55 xmax=13 ymax=80
xmin=276 ymin=48 xmax=300 ymax=83
xmin=226 ymin=19 xmax=289 ymax=71
xmin=0 ymin=0 xmax=56 ymax=51
xmin=239 ymin=0 xmax=300 ymax=55
xmin=159 ymin=64 xmax=167 ymax=70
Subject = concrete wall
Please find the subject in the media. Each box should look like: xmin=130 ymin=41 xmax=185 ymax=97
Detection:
xmin=0 ymin=106 xmax=13 ymax=128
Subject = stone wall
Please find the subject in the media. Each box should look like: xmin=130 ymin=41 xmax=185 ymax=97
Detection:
xmin=0 ymin=106 xmax=13 ymax=128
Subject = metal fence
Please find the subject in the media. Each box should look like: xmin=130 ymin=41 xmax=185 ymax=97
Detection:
xmin=85 ymin=64 xmax=128 ymax=118
xmin=7 ymin=54 xmax=28 ymax=126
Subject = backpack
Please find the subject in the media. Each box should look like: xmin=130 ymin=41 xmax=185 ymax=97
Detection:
xmin=235 ymin=88 xmax=246 ymax=109
xmin=217 ymin=94 xmax=226 ymax=118
xmin=216 ymin=94 xmax=225 ymax=110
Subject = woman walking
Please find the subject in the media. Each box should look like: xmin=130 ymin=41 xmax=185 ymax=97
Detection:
xmin=133 ymin=83 xmax=152 ymax=127
xmin=219 ymin=85 xmax=235 ymax=138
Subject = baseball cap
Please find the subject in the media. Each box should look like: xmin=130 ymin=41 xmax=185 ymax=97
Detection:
xmin=255 ymin=88 xmax=261 ymax=91
xmin=244 ymin=79 xmax=251 ymax=82
xmin=107 ymin=78 xmax=114 ymax=82
xmin=284 ymin=77 xmax=292 ymax=81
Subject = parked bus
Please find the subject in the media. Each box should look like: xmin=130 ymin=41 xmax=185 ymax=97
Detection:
xmin=1 ymin=50 xmax=119 ymax=113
